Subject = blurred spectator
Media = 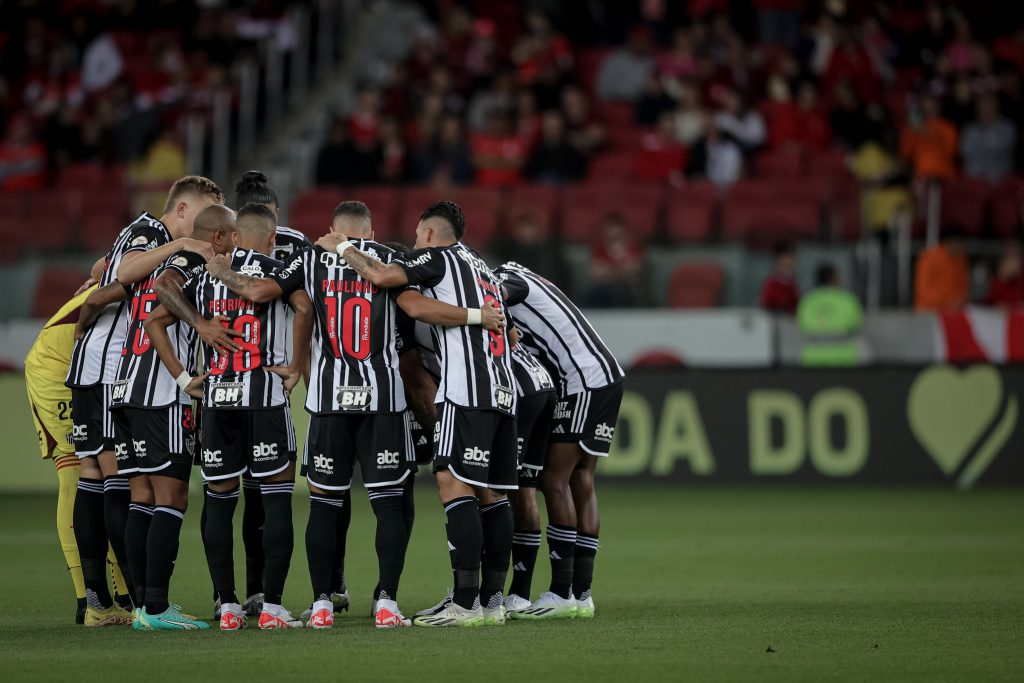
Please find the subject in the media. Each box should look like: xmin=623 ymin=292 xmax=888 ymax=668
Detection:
xmin=687 ymin=115 xmax=744 ymax=187
xmin=960 ymin=95 xmax=1018 ymax=183
xmin=377 ymin=116 xmax=408 ymax=184
xmin=0 ymin=115 xmax=47 ymax=191
xmin=585 ymin=212 xmax=646 ymax=307
xmin=489 ymin=212 xmax=567 ymax=287
xmin=915 ymin=229 xmax=969 ymax=312
xmin=516 ymin=90 xmax=542 ymax=145
xmin=821 ymin=22 xmax=882 ymax=105
xmin=348 ymin=86 xmax=382 ymax=153
xmin=849 ymin=140 xmax=912 ymax=235
xmin=754 ymin=0 xmax=805 ymax=48
xmin=525 ymin=111 xmax=586 ymax=184
xmin=829 ymin=79 xmax=884 ymax=150
xmin=672 ymin=83 xmax=707 ymax=145
xmin=900 ymin=95 xmax=958 ymax=180
xmin=715 ymin=87 xmax=765 ymax=153
xmin=470 ymin=113 xmax=527 ymax=187
xmin=634 ymin=74 xmax=676 ymax=126
xmin=413 ymin=114 xmax=474 ymax=185
xmin=797 ymin=263 xmax=865 ymax=367
xmin=511 ymin=10 xmax=573 ymax=86
xmin=984 ymin=242 xmax=1024 ymax=307
xmin=765 ymin=80 xmax=830 ymax=152
xmin=466 ymin=70 xmax=517 ymax=132
xmin=561 ymin=86 xmax=605 ymax=156
xmin=81 ymin=32 xmax=124 ymax=93
xmin=597 ymin=27 xmax=655 ymax=102
xmin=128 ymin=130 xmax=186 ymax=187
xmin=658 ymin=28 xmax=698 ymax=80
xmin=633 ymin=112 xmax=687 ymax=182
xmin=316 ymin=116 xmax=374 ymax=185
xmin=759 ymin=241 xmax=800 ymax=313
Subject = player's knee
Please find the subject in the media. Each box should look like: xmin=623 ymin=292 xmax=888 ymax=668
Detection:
xmin=207 ymin=477 xmax=240 ymax=493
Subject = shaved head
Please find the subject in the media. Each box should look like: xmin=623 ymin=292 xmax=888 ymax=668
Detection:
xmin=193 ymin=204 xmax=236 ymax=239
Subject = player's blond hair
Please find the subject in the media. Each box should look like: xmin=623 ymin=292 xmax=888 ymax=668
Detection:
xmin=164 ymin=175 xmax=225 ymax=213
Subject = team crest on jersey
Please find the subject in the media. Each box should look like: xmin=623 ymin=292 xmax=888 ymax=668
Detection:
xmin=336 ymin=386 xmax=372 ymax=408
xmin=240 ymin=262 xmax=264 ymax=277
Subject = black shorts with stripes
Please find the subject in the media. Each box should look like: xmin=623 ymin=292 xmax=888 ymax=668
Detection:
xmin=111 ymin=405 xmax=195 ymax=481
xmin=302 ymin=412 xmax=414 ymax=491
xmin=433 ymin=402 xmax=518 ymax=491
xmin=200 ymin=406 xmax=296 ymax=481
xmin=70 ymin=385 xmax=116 ymax=458
xmin=549 ymin=382 xmax=624 ymax=457
xmin=516 ymin=391 xmax=556 ymax=487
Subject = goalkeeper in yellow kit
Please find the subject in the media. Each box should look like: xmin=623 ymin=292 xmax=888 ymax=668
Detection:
xmin=24 ymin=278 xmax=133 ymax=625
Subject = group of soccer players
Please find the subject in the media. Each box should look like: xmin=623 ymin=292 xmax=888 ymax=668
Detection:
xmin=25 ymin=169 xmax=624 ymax=630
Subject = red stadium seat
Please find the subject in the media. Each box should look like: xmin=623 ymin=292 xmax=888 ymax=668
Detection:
xmin=589 ymin=152 xmax=636 ymax=181
xmin=80 ymin=209 xmax=131 ymax=254
xmin=941 ymin=176 xmax=994 ymax=236
xmin=343 ymin=185 xmax=400 ymax=239
xmin=561 ymin=182 xmax=663 ymax=242
xmin=721 ymin=179 xmax=824 ymax=243
xmin=289 ymin=187 xmax=345 ymax=218
xmin=32 ymin=268 xmax=90 ymax=318
xmin=394 ymin=199 xmax=500 ymax=249
xmin=56 ymin=163 xmax=108 ymax=190
xmin=506 ymin=184 xmax=558 ymax=233
xmin=595 ymin=101 xmax=634 ymax=128
xmin=754 ymin=149 xmax=806 ymax=178
xmin=666 ymin=261 xmax=725 ymax=308
xmin=24 ymin=191 xmax=76 ymax=250
xmin=665 ymin=183 xmax=718 ymax=243
xmin=605 ymin=126 xmax=647 ymax=150
xmin=807 ymin=149 xmax=850 ymax=178
xmin=576 ymin=48 xmax=611 ymax=93
xmin=992 ymin=176 xmax=1023 ymax=238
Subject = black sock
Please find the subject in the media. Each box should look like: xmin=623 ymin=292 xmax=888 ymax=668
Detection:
xmin=573 ymin=534 xmax=599 ymax=598
xmin=103 ymin=476 xmax=133 ymax=602
xmin=330 ymin=489 xmax=352 ymax=594
xmin=74 ymin=477 xmax=112 ymax=608
xmin=145 ymin=506 xmax=185 ymax=615
xmin=203 ymin=486 xmax=239 ymax=605
xmin=241 ymin=478 xmax=265 ymax=598
xmin=306 ymin=493 xmax=342 ymax=601
xmin=547 ymin=523 xmax=577 ymax=599
xmin=402 ymin=476 xmax=416 ymax=542
xmin=479 ymin=499 xmax=513 ymax=609
xmin=260 ymin=482 xmax=294 ymax=606
xmin=509 ymin=528 xmax=541 ymax=600
xmin=200 ymin=485 xmax=217 ymax=603
xmin=444 ymin=496 xmax=482 ymax=609
xmin=368 ymin=487 xmax=408 ymax=601
xmin=125 ymin=502 xmax=154 ymax=607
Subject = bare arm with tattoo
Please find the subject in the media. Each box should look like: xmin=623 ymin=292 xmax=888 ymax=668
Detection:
xmin=154 ymin=268 xmax=243 ymax=353
xmin=315 ymin=232 xmax=409 ymax=288
xmin=205 ymin=253 xmax=283 ymax=303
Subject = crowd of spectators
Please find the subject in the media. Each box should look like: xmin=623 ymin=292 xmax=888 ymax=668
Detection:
xmin=0 ymin=0 xmax=300 ymax=191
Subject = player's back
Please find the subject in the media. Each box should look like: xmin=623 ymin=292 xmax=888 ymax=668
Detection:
xmin=68 ymin=212 xmax=172 ymax=388
xmin=274 ymin=225 xmax=312 ymax=262
xmin=277 ymin=239 xmax=405 ymax=414
xmin=26 ymin=285 xmax=97 ymax=383
xmin=497 ymin=261 xmax=624 ymax=395
xmin=185 ymin=248 xmax=289 ymax=410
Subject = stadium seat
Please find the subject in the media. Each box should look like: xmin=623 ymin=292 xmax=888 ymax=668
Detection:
xmin=666 ymin=261 xmax=725 ymax=308
xmin=79 ymin=207 xmax=132 ymax=253
xmin=992 ymin=176 xmax=1023 ymax=238
xmin=561 ymin=182 xmax=663 ymax=242
xmin=32 ymin=268 xmax=90 ymax=318
xmin=589 ymin=152 xmax=637 ymax=181
xmin=595 ymin=101 xmax=634 ymax=128
xmin=290 ymin=187 xmax=345 ymax=218
xmin=665 ymin=183 xmax=718 ymax=243
xmin=24 ymin=191 xmax=76 ymax=250
xmin=754 ymin=149 xmax=806 ymax=178
xmin=56 ymin=163 xmax=108 ymax=190
xmin=506 ymin=184 xmax=558 ymax=234
xmin=721 ymin=179 xmax=824 ymax=243
xmin=575 ymin=47 xmax=611 ymax=93
xmin=343 ymin=185 xmax=400 ymax=239
xmin=807 ymin=149 xmax=850 ymax=178
xmin=941 ymin=176 xmax=995 ymax=236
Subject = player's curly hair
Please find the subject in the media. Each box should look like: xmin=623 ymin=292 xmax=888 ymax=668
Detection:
xmin=235 ymin=170 xmax=279 ymax=210
xmin=420 ymin=200 xmax=466 ymax=240
xmin=164 ymin=175 xmax=224 ymax=213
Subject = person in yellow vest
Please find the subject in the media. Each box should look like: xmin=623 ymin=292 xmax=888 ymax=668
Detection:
xmin=797 ymin=264 xmax=867 ymax=367
xmin=24 ymin=278 xmax=135 ymax=625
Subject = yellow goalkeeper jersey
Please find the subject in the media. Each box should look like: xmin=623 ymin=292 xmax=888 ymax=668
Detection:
xmin=25 ymin=285 xmax=97 ymax=383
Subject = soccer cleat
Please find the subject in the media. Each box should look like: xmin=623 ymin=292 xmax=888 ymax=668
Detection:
xmin=143 ymin=605 xmax=211 ymax=630
xmin=84 ymin=604 xmax=133 ymax=627
xmin=375 ymin=599 xmax=411 ymax=628
xmin=504 ymin=594 xmax=532 ymax=618
xmin=331 ymin=591 xmax=350 ymax=613
xmin=258 ymin=604 xmax=304 ymax=629
xmin=574 ymin=591 xmax=595 ymax=619
xmin=306 ymin=599 xmax=334 ymax=629
xmin=212 ymin=597 xmax=221 ymax=621
xmin=413 ymin=601 xmax=484 ymax=628
xmin=413 ymin=589 xmax=453 ymax=617
xmin=512 ymin=591 xmax=577 ymax=620
xmin=242 ymin=593 xmax=264 ymax=618
xmin=219 ymin=603 xmax=246 ymax=631
xmin=132 ymin=607 xmax=152 ymax=631
xmin=482 ymin=604 xmax=506 ymax=625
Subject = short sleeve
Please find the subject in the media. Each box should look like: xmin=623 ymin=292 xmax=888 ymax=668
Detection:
xmin=159 ymin=251 xmax=205 ymax=281
xmin=270 ymin=248 xmax=309 ymax=296
xmin=500 ymin=271 xmax=530 ymax=306
xmin=395 ymin=307 xmax=416 ymax=355
xmin=395 ymin=248 xmax=447 ymax=288
xmin=123 ymin=226 xmax=170 ymax=255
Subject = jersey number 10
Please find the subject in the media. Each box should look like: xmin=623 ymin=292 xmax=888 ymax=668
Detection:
xmin=327 ymin=296 xmax=371 ymax=361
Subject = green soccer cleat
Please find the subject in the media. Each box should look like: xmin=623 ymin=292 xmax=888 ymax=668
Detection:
xmin=142 ymin=604 xmax=210 ymax=630
xmin=413 ymin=602 xmax=485 ymax=628
xmin=132 ymin=607 xmax=153 ymax=631
xmin=511 ymin=592 xmax=578 ymax=620
xmin=574 ymin=591 xmax=595 ymax=619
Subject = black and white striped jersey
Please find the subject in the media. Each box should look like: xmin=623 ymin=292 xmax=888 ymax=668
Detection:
xmin=112 ymin=251 xmax=206 ymax=409
xmin=183 ymin=248 xmax=290 ymax=410
xmin=396 ymin=243 xmax=516 ymax=416
xmin=274 ymin=225 xmax=312 ymax=263
xmin=511 ymin=344 xmax=555 ymax=397
xmin=271 ymin=240 xmax=406 ymax=415
xmin=496 ymin=262 xmax=624 ymax=396
xmin=67 ymin=212 xmax=171 ymax=388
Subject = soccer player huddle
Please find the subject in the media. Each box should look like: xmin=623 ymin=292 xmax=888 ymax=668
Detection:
xmin=28 ymin=170 xmax=624 ymax=631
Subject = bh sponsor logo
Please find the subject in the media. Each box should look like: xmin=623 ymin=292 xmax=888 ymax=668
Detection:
xmin=463 ymin=447 xmax=490 ymax=465
xmin=111 ymin=381 xmax=128 ymax=403
xmin=337 ymin=386 xmax=371 ymax=408
xmin=211 ymin=383 xmax=244 ymax=407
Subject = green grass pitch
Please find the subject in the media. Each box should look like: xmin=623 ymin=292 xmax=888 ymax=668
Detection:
xmin=1 ymin=486 xmax=1022 ymax=682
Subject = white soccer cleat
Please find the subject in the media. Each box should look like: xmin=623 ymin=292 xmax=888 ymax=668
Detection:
xmin=374 ymin=598 xmax=411 ymax=628
xmin=482 ymin=593 xmax=506 ymax=625
xmin=306 ymin=599 xmax=334 ymax=629
xmin=258 ymin=603 xmax=304 ymax=629
xmin=219 ymin=603 xmax=247 ymax=631
xmin=511 ymin=591 xmax=577 ymax=620
xmin=243 ymin=593 xmax=264 ymax=618
xmin=412 ymin=601 xmax=484 ymax=628
xmin=504 ymin=594 xmax=532 ymax=618
xmin=574 ymin=591 xmax=595 ymax=619
xmin=331 ymin=590 xmax=350 ymax=613
xmin=413 ymin=589 xmax=453 ymax=617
